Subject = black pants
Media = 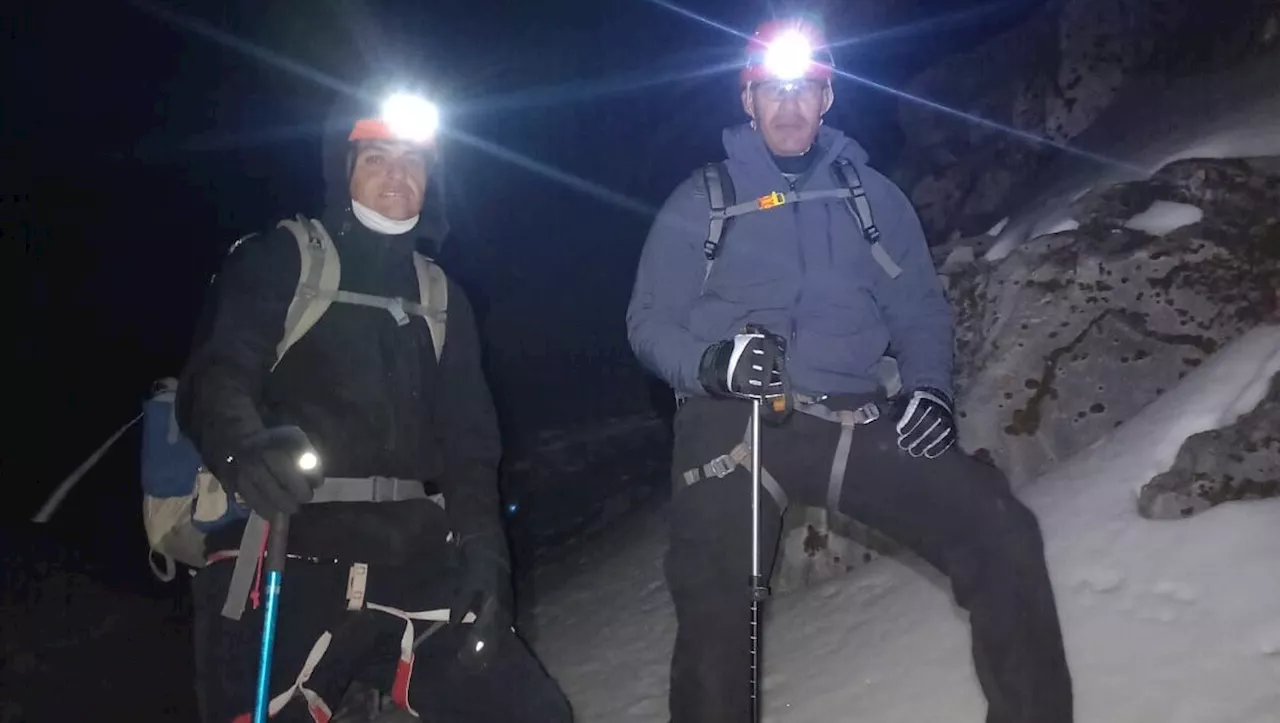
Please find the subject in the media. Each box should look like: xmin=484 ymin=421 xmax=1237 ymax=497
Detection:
xmin=192 ymin=554 xmax=573 ymax=723
xmin=666 ymin=395 xmax=1073 ymax=723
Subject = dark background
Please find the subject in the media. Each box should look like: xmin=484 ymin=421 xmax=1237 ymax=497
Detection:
xmin=6 ymin=0 xmax=1043 ymax=575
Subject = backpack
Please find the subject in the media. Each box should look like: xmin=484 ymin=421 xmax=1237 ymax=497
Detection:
xmin=694 ymin=157 xmax=903 ymax=284
xmin=140 ymin=214 xmax=449 ymax=581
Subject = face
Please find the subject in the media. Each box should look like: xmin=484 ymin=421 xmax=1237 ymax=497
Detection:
xmin=741 ymin=79 xmax=833 ymax=156
xmin=348 ymin=140 xmax=431 ymax=220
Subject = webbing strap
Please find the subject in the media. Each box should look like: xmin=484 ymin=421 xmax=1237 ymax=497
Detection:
xmin=795 ymin=401 xmax=881 ymax=512
xmin=702 ymin=163 xmax=730 ymax=285
xmin=220 ymin=477 xmax=440 ymax=620
xmin=412 ymin=254 xmax=448 ymax=361
xmin=719 ymin=188 xmax=854 ymax=220
xmin=311 ymin=476 xmax=436 ymax=504
xmin=273 ymin=216 xmax=449 ymax=367
xmin=699 ymin=160 xmax=903 ymax=282
xmin=274 ymin=217 xmax=332 ymax=371
xmin=222 ymin=511 xmax=269 ymax=620
xmin=831 ymin=160 xmax=904 ymax=279
xmin=332 ymin=290 xmax=424 ymax=326
xmin=680 ymin=420 xmax=789 ymax=511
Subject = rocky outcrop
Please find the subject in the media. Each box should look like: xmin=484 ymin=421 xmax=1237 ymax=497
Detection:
xmin=1138 ymin=371 xmax=1280 ymax=519
xmin=945 ymin=156 xmax=1280 ymax=483
xmin=894 ymin=0 xmax=1280 ymax=244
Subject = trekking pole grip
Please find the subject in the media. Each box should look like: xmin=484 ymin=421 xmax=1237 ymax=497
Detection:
xmin=266 ymin=513 xmax=291 ymax=575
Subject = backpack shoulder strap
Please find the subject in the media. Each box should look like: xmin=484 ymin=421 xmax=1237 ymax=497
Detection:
xmin=697 ymin=161 xmax=735 ymax=262
xmin=411 ymin=253 xmax=449 ymax=362
xmin=830 ymin=159 xmax=903 ymax=279
xmin=694 ymin=161 xmax=736 ymax=286
xmin=273 ymin=215 xmax=341 ymax=371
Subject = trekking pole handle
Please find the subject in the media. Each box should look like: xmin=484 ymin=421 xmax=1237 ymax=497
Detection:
xmin=266 ymin=513 xmax=291 ymax=575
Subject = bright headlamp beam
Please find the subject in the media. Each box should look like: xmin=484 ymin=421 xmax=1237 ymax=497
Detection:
xmin=382 ymin=92 xmax=440 ymax=143
xmin=763 ymin=31 xmax=813 ymax=81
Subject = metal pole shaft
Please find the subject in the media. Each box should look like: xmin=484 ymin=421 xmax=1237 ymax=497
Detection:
xmin=253 ymin=513 xmax=291 ymax=723
xmin=749 ymin=398 xmax=763 ymax=722
xmin=751 ymin=399 xmax=761 ymax=581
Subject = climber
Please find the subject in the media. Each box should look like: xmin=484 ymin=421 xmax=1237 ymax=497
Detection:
xmin=626 ymin=16 xmax=1075 ymax=723
xmin=176 ymin=77 xmax=572 ymax=723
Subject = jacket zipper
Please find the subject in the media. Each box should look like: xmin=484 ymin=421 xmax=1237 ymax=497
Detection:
xmin=789 ymin=176 xmax=803 ymax=363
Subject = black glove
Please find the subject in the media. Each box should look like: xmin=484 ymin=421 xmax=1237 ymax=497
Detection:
xmin=449 ymin=528 xmax=513 ymax=671
xmin=698 ymin=325 xmax=788 ymax=401
xmin=222 ymin=425 xmax=323 ymax=518
xmin=894 ymin=387 xmax=957 ymax=459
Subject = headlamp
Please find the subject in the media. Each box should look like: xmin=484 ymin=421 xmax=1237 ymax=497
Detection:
xmin=381 ymin=92 xmax=440 ymax=143
xmin=763 ymin=31 xmax=815 ymax=81
xmin=348 ymin=91 xmax=441 ymax=145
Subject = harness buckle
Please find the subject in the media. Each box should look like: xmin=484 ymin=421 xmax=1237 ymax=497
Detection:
xmin=852 ymin=402 xmax=881 ymax=425
xmin=705 ymin=455 xmax=736 ymax=479
xmin=368 ymin=476 xmax=393 ymax=502
xmin=387 ymin=300 xmax=410 ymax=326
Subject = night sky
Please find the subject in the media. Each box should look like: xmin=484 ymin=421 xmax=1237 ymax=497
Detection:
xmin=8 ymin=0 xmax=1040 ymax=560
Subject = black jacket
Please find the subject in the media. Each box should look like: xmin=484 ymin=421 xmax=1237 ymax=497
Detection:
xmin=176 ymin=203 xmax=502 ymax=565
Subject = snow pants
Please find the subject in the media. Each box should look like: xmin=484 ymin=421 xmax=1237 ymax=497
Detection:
xmin=191 ymin=554 xmax=573 ymax=723
xmin=666 ymin=394 xmax=1073 ymax=723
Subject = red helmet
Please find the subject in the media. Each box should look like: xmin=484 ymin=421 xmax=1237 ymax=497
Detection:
xmin=740 ymin=18 xmax=835 ymax=86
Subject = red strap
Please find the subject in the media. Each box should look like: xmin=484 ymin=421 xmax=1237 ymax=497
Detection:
xmin=391 ymin=655 xmax=415 ymax=710
xmin=249 ymin=520 xmax=270 ymax=611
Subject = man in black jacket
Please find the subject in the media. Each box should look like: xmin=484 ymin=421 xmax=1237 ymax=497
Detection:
xmin=177 ymin=80 xmax=572 ymax=723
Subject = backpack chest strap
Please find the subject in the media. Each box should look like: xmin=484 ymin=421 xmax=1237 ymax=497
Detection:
xmin=319 ymin=288 xmax=437 ymax=327
xmin=716 ymin=188 xmax=854 ymax=220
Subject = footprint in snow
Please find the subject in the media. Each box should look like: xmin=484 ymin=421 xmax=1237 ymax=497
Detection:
xmin=1072 ymin=567 xmax=1126 ymax=595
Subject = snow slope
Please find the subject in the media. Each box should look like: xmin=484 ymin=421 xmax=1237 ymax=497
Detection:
xmin=530 ymin=325 xmax=1280 ymax=723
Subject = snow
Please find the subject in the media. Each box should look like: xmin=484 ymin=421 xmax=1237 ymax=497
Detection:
xmin=1032 ymin=216 xmax=1081 ymax=237
xmin=1123 ymin=200 xmax=1203 ymax=236
xmin=530 ymin=325 xmax=1280 ymax=723
xmin=986 ymin=50 xmax=1280 ymax=261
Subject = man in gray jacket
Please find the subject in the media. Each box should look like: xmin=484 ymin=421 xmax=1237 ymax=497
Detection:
xmin=626 ymin=17 xmax=1073 ymax=723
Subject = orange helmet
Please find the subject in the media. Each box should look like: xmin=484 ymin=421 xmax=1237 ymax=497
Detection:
xmin=740 ymin=18 xmax=835 ymax=86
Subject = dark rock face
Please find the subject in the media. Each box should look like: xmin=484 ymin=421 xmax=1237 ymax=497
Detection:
xmin=1138 ymin=371 xmax=1280 ymax=519
xmin=894 ymin=0 xmax=1280 ymax=244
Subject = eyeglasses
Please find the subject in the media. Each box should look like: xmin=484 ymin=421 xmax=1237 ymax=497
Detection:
xmin=752 ymin=79 xmax=826 ymax=103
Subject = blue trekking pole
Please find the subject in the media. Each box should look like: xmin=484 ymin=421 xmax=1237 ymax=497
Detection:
xmin=252 ymin=511 xmax=290 ymax=723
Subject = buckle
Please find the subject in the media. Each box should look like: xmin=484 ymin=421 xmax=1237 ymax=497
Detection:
xmin=705 ymin=455 xmax=736 ymax=479
xmin=367 ymin=476 xmax=392 ymax=502
xmin=852 ymin=402 xmax=881 ymax=425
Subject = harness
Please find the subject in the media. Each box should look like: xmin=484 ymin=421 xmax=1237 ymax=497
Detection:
xmin=225 ymin=569 xmax=477 ymax=723
xmin=680 ymin=396 xmax=883 ymax=514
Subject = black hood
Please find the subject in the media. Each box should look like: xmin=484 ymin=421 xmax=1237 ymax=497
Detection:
xmin=321 ymin=77 xmax=450 ymax=252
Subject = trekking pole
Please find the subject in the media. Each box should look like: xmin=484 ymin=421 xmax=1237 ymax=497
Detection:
xmin=252 ymin=512 xmax=290 ymax=723
xmin=749 ymin=397 xmax=768 ymax=722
